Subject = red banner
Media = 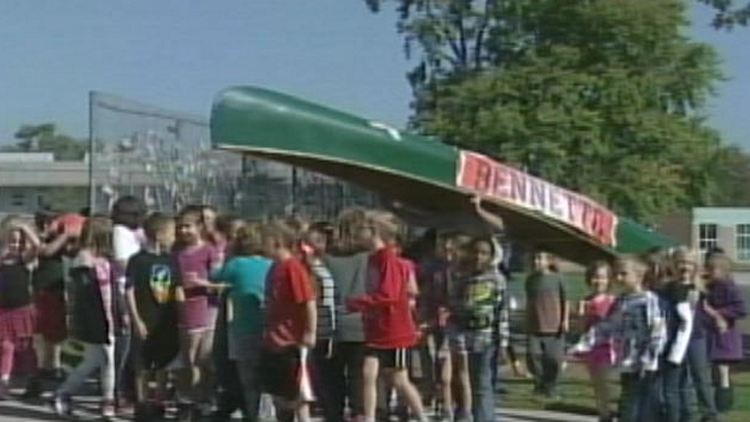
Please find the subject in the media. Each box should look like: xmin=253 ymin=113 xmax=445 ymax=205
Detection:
xmin=457 ymin=151 xmax=618 ymax=246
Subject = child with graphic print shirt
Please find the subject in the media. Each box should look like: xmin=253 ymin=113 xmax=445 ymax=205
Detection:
xmin=125 ymin=213 xmax=180 ymax=418
xmin=449 ymin=235 xmax=509 ymax=422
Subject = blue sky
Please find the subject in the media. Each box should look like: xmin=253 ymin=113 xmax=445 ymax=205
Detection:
xmin=0 ymin=1 xmax=748 ymax=147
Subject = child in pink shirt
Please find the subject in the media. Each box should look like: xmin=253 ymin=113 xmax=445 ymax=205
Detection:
xmin=173 ymin=208 xmax=223 ymax=418
xmin=577 ymin=261 xmax=617 ymax=422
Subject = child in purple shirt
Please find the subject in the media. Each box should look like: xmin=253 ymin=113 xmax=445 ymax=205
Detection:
xmin=173 ymin=208 xmax=224 ymax=418
xmin=703 ymin=253 xmax=747 ymax=414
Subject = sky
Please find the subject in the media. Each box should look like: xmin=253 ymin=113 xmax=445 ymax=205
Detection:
xmin=0 ymin=1 xmax=748 ymax=147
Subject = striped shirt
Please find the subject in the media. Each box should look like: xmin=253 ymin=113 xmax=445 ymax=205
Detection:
xmin=310 ymin=258 xmax=338 ymax=340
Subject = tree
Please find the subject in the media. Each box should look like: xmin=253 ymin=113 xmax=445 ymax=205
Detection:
xmin=366 ymin=0 xmax=727 ymax=222
xmin=711 ymin=146 xmax=750 ymax=206
xmin=365 ymin=1 xmax=746 ymax=89
xmin=698 ymin=0 xmax=750 ymax=28
xmin=8 ymin=123 xmax=86 ymax=161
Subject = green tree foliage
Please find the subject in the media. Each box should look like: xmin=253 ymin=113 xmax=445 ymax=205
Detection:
xmin=367 ymin=0 xmax=727 ymax=222
xmin=711 ymin=146 xmax=750 ymax=206
xmin=9 ymin=123 xmax=86 ymax=161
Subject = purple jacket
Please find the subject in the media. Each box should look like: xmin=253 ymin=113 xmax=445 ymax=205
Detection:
xmin=706 ymin=278 xmax=747 ymax=362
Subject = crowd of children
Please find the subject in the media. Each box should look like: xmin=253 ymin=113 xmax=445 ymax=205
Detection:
xmin=570 ymin=249 xmax=747 ymax=422
xmin=0 ymin=195 xmax=746 ymax=422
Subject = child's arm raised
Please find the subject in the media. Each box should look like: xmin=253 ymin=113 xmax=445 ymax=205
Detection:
xmin=40 ymin=231 xmax=70 ymax=258
xmin=471 ymin=195 xmax=504 ymax=230
xmin=14 ymin=222 xmax=41 ymax=263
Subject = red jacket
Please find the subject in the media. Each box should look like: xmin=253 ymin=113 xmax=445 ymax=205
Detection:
xmin=347 ymin=247 xmax=418 ymax=349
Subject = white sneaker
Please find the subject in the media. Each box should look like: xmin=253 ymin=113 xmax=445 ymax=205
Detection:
xmin=52 ymin=394 xmax=72 ymax=416
xmin=101 ymin=400 xmax=116 ymax=419
xmin=259 ymin=394 xmax=276 ymax=420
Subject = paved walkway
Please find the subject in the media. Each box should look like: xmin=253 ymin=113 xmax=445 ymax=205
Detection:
xmin=0 ymin=390 xmax=597 ymax=421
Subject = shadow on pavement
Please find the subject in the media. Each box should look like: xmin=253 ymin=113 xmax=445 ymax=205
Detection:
xmin=545 ymin=402 xmax=598 ymax=415
xmin=0 ymin=405 xmax=61 ymax=421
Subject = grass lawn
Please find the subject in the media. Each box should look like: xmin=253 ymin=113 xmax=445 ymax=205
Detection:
xmin=500 ymin=362 xmax=750 ymax=422
xmin=501 ymin=272 xmax=750 ymax=422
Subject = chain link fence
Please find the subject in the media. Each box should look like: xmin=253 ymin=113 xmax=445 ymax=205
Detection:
xmin=89 ymin=92 xmax=377 ymax=219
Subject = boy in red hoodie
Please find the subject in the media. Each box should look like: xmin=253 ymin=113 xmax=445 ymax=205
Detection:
xmin=347 ymin=211 xmax=427 ymax=422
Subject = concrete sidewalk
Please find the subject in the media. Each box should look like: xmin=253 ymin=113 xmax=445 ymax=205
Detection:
xmin=0 ymin=394 xmax=598 ymax=421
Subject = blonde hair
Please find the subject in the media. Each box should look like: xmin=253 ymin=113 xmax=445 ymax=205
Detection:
xmin=80 ymin=216 xmax=113 ymax=257
xmin=642 ymin=248 xmax=672 ymax=289
xmin=670 ymin=246 xmax=699 ymax=265
xmin=0 ymin=215 xmax=25 ymax=243
xmin=261 ymin=220 xmax=299 ymax=249
xmin=616 ymin=255 xmax=648 ymax=280
xmin=334 ymin=207 xmax=368 ymax=251
xmin=364 ymin=210 xmax=402 ymax=243
xmin=0 ymin=215 xmax=35 ymax=256
xmin=234 ymin=224 xmax=264 ymax=256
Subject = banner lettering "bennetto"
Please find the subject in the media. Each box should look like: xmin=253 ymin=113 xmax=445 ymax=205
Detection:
xmin=458 ymin=151 xmax=617 ymax=246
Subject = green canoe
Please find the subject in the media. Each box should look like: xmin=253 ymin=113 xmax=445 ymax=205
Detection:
xmin=211 ymin=86 xmax=675 ymax=263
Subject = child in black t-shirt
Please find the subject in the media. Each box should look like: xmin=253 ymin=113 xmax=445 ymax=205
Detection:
xmin=125 ymin=213 xmax=179 ymax=418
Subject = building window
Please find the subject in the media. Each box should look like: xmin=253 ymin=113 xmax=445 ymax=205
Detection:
xmin=737 ymin=224 xmax=750 ymax=261
xmin=698 ymin=223 xmax=718 ymax=254
xmin=11 ymin=192 xmax=25 ymax=207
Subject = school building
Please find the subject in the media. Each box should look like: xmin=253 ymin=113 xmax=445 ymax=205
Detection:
xmin=659 ymin=207 xmax=750 ymax=269
xmin=0 ymin=152 xmax=159 ymax=216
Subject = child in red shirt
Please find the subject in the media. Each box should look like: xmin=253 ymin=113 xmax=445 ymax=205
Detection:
xmin=347 ymin=211 xmax=427 ymax=422
xmin=260 ymin=222 xmax=317 ymax=422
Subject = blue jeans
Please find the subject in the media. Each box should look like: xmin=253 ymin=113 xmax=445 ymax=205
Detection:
xmin=620 ymin=371 xmax=659 ymax=422
xmin=661 ymin=361 xmax=684 ymax=422
xmin=660 ymin=338 xmax=719 ymax=422
xmin=468 ymin=345 xmax=496 ymax=422
xmin=115 ymin=331 xmax=133 ymax=400
xmin=684 ymin=338 xmax=718 ymax=420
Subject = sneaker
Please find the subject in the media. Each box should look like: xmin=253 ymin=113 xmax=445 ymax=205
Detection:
xmin=101 ymin=400 xmax=117 ymax=419
xmin=52 ymin=394 xmax=73 ymax=417
xmin=116 ymin=397 xmax=135 ymax=415
xmin=437 ymin=410 xmax=453 ymax=422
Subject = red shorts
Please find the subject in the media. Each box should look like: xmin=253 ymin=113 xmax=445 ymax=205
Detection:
xmin=0 ymin=305 xmax=36 ymax=341
xmin=33 ymin=291 xmax=67 ymax=343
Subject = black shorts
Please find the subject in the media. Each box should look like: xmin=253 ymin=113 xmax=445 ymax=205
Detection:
xmin=131 ymin=320 xmax=180 ymax=371
xmin=365 ymin=347 xmax=410 ymax=370
xmin=260 ymin=347 xmax=310 ymax=401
